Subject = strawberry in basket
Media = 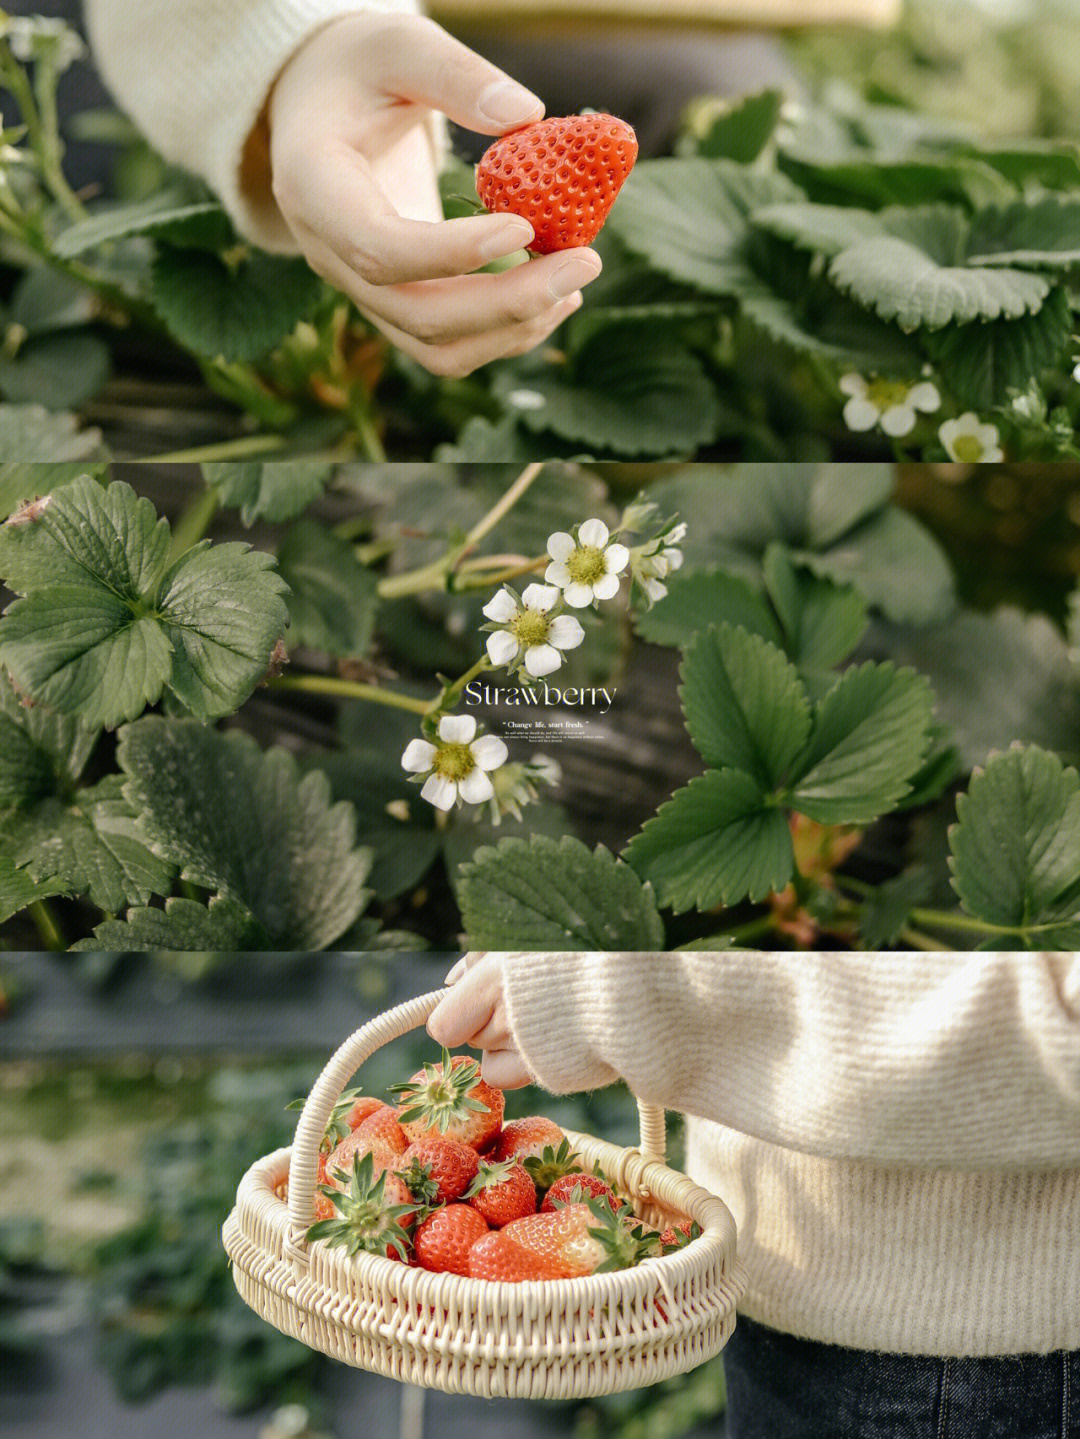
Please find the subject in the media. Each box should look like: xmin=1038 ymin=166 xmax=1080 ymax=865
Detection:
xmin=395 ymin=1137 xmax=480 ymax=1205
xmin=464 ymin=1159 xmax=538 ymax=1228
xmin=392 ymin=1048 xmax=505 ymax=1150
xmin=308 ymin=1151 xmax=418 ymax=1260
xmin=498 ymin=1198 xmax=660 ymax=1279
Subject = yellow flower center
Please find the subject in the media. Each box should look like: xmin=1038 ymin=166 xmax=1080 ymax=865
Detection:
xmin=433 ymin=742 xmax=475 ymax=781
xmin=866 ymin=378 xmax=912 ymax=410
xmin=566 ymin=545 xmax=607 ymax=586
xmin=511 ymin=608 xmax=551 ymax=648
xmin=950 ymin=434 xmax=985 ymax=463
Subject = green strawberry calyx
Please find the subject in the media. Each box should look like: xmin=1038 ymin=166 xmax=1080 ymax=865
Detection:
xmin=306 ymin=1151 xmax=413 ymax=1260
xmin=585 ymin=1197 xmax=663 ymax=1273
xmin=390 ymin=1047 xmax=491 ymax=1133
xmin=521 ymin=1138 xmax=583 ymax=1194
xmin=463 ymin=1158 xmax=519 ymax=1199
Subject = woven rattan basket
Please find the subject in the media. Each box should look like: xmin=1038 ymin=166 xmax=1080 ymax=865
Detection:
xmin=223 ymin=988 xmax=747 ymax=1399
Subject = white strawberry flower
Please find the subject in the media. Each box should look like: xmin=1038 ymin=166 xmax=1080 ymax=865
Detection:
xmin=482 ymin=583 xmax=585 ymax=678
xmin=632 ymin=522 xmax=687 ymax=605
xmin=938 ymin=413 xmax=1005 ymax=463
xmin=401 ymin=715 xmax=508 ymax=812
xmin=545 ymin=519 xmax=630 ymax=608
xmin=839 ymin=373 xmax=941 ymax=437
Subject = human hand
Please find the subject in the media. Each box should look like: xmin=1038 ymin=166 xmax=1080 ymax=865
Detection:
xmin=427 ymin=952 xmax=532 ymax=1089
xmin=268 ymin=14 xmax=603 ymax=377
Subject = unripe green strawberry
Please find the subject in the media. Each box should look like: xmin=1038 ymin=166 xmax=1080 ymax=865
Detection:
xmin=477 ymin=114 xmax=638 ymax=254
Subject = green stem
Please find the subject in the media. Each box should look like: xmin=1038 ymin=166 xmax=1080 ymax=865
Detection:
xmin=455 ymin=556 xmax=547 ymax=591
xmin=907 ymin=907 xmax=1028 ymax=936
xmin=266 ymin=673 xmax=430 ymax=714
xmin=33 ymin=56 xmax=87 ymax=222
xmin=898 ymin=925 xmax=955 ymax=953
xmin=148 ymin=434 xmax=286 ymax=465
xmin=433 ymin=656 xmax=493 ymax=711
xmin=721 ymin=915 xmax=778 ymax=945
xmin=351 ymin=403 xmax=387 ymax=463
xmin=28 ymin=899 xmax=64 ymax=951
xmin=377 ymin=462 xmax=545 ymax=599
xmin=167 ymin=486 xmax=219 ymax=563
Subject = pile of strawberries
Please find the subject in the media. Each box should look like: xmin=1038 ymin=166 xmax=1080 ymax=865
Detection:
xmin=294 ymin=1050 xmax=699 ymax=1282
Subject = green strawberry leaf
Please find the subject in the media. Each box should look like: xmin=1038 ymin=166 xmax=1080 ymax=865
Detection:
xmin=53 ymin=195 xmax=231 ymax=257
xmin=680 ymin=623 xmax=811 ymax=787
xmin=858 ymin=867 xmax=933 ymax=948
xmin=752 ymin=202 xmax=887 ymax=257
xmin=634 ymin=566 xmax=781 ymax=649
xmin=785 ymin=662 xmax=935 ymax=824
xmin=457 ymin=834 xmax=665 ymax=949
xmin=623 ymin=769 xmax=793 ymax=913
xmin=151 ymin=245 xmax=324 ymax=363
xmin=117 ymin=717 xmax=372 ymax=949
xmin=828 ymin=208 xmax=1051 ymax=332
xmin=923 ymin=287 xmax=1072 ymax=410
xmin=276 ymin=518 xmax=378 ymax=658
xmin=948 ymin=746 xmax=1080 ymax=938
xmin=0 ymin=476 xmax=290 ymax=726
xmin=872 ymin=607 xmax=1080 ymax=771
xmin=0 ymin=670 xmax=99 ymax=807
xmin=73 ymin=893 xmax=266 ymax=950
xmin=681 ymin=89 xmax=784 ymax=164
xmin=761 ymin=546 xmax=868 ymax=680
xmin=0 ymin=333 xmax=111 ymax=411
xmin=202 ymin=461 xmax=334 ymax=526
xmin=7 ymin=776 xmax=176 ymax=913
xmin=610 ymin=157 xmax=802 ymax=296
xmin=967 ymin=197 xmax=1080 ymax=267
xmin=492 ymin=328 xmax=722 ymax=458
xmin=0 ymin=852 xmax=70 ymax=925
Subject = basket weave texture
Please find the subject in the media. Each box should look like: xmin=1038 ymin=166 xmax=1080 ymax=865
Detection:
xmin=223 ymin=989 xmax=747 ymax=1399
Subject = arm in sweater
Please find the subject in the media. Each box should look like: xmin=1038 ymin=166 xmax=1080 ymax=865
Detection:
xmin=501 ymin=952 xmax=1080 ymax=1170
xmin=83 ymin=1 xmax=423 ymax=251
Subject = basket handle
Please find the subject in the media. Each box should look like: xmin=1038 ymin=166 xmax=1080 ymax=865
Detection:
xmin=287 ymin=987 xmax=666 ymax=1235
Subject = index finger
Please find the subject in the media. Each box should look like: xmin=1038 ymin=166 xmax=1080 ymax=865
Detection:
xmin=427 ymin=971 xmax=498 ymax=1049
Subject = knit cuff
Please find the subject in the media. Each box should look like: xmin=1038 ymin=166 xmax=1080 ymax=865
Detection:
xmin=501 ymin=953 xmax=622 ymax=1096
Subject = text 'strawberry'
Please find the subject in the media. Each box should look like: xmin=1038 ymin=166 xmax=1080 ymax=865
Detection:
xmin=476 ymin=114 xmax=638 ymax=254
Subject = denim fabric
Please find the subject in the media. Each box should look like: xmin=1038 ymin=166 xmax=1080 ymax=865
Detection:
xmin=723 ymin=1317 xmax=1080 ymax=1439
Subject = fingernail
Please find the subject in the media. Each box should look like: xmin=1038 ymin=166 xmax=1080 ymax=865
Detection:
xmin=478 ymin=216 xmax=534 ymax=261
xmin=478 ymin=79 xmax=544 ymax=127
xmin=444 ymin=958 xmax=467 ymax=985
xmin=547 ymin=254 xmax=602 ymax=301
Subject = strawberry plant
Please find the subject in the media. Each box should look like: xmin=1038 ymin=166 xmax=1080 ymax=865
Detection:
xmin=1 ymin=12 xmax=1078 ymax=461
xmin=1 ymin=460 xmax=1078 ymax=952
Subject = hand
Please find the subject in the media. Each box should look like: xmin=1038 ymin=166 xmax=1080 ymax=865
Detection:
xmin=267 ymin=14 xmax=603 ymax=377
xmin=427 ymin=953 xmax=532 ymax=1089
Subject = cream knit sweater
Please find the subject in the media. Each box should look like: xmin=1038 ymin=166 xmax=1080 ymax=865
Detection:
xmin=501 ymin=952 xmax=1080 ymax=1358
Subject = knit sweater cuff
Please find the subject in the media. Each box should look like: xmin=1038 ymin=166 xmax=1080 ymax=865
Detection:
xmin=501 ymin=953 xmax=623 ymax=1096
xmin=87 ymin=1 xmax=429 ymax=253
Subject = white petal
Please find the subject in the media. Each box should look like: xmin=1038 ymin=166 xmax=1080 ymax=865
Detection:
xmin=421 ymin=773 xmax=458 ymax=810
xmin=486 ymin=630 xmax=519 ymax=667
xmin=842 ymin=396 xmax=879 ymax=432
xmin=602 ymin=542 xmax=630 ymax=575
xmin=548 ymin=615 xmax=585 ymax=650
xmin=977 ymin=423 xmax=1001 ymax=447
xmin=563 ymin=582 xmax=594 ymax=608
xmin=650 ymin=554 xmax=670 ymax=579
xmin=643 ymin=577 xmax=668 ymax=602
xmin=545 ymin=561 xmax=572 ymax=587
xmin=439 ymin=714 xmax=476 ymax=743
xmin=482 ymin=589 xmax=518 ymax=622
xmin=524 ymin=644 xmax=562 ymax=677
xmin=401 ymin=738 xmax=437 ymax=773
xmin=983 ymin=447 xmax=1004 ymax=462
xmin=667 ymin=548 xmax=685 ymax=571
xmin=938 ymin=419 xmax=961 ymax=446
xmin=546 ymin=531 xmax=575 ymax=562
xmin=880 ymin=404 xmax=917 ymax=438
xmin=668 ymin=523 xmax=688 ymax=543
xmin=457 ymin=768 xmax=495 ymax=804
xmin=838 ymin=372 xmax=867 ymax=397
xmin=908 ymin=381 xmax=941 ymax=413
xmin=522 ymin=583 xmax=559 ymax=612
xmin=592 ymin=571 xmax=622 ymax=600
xmin=577 ymin=518 xmax=609 ymax=548
xmin=471 ymin=735 xmax=509 ymax=771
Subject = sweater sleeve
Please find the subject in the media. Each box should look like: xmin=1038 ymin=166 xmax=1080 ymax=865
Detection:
xmin=501 ymin=952 xmax=1080 ymax=1170
xmin=83 ymin=0 xmax=425 ymax=252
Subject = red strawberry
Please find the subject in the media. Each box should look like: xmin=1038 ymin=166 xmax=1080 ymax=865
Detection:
xmin=542 ymin=1173 xmax=619 ymax=1215
xmin=396 ymin=1137 xmax=480 ymax=1205
xmin=489 ymin=1117 xmax=566 ymax=1166
xmin=502 ymin=1199 xmax=657 ymax=1278
xmin=467 ymin=1230 xmax=563 ymax=1283
xmin=307 ymin=1151 xmax=416 ymax=1260
xmin=342 ymin=1095 xmax=387 ymax=1131
xmin=354 ymin=1106 xmax=408 ymax=1156
xmin=317 ymin=1129 xmax=400 ymax=1215
xmin=660 ymin=1219 xmax=702 ymax=1251
xmin=391 ymin=1049 xmax=504 ymax=1151
xmin=413 ymin=1204 xmax=489 ymax=1275
xmin=464 ymin=1159 xmax=537 ymax=1228
xmin=476 ymin=114 xmax=638 ymax=254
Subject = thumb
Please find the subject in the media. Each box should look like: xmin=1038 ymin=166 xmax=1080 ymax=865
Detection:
xmin=381 ymin=19 xmax=544 ymax=134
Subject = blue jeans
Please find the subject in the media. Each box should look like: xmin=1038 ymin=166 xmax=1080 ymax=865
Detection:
xmin=724 ymin=1317 xmax=1080 ymax=1439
